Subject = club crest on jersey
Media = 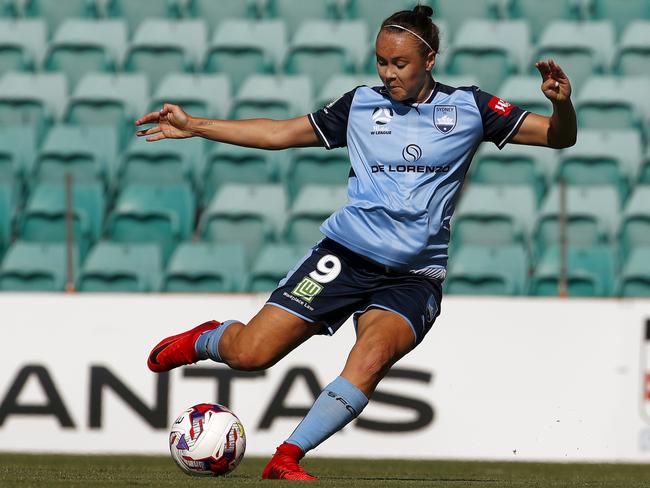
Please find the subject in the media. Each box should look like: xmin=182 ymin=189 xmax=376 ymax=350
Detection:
xmin=371 ymin=106 xmax=393 ymax=135
xmin=434 ymin=105 xmax=457 ymax=134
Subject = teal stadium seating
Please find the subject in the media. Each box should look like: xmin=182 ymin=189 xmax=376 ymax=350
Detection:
xmin=315 ymin=74 xmax=381 ymax=110
xmin=0 ymin=72 xmax=67 ymax=138
xmin=200 ymin=183 xmax=287 ymax=259
xmin=615 ymin=21 xmax=650 ymax=77
xmin=0 ymin=181 xmax=14 ymax=254
xmin=498 ymin=75 xmax=552 ymax=116
xmin=620 ymin=186 xmax=650 ymax=256
xmin=452 ymin=184 xmax=537 ymax=247
xmin=555 ymin=129 xmax=642 ymax=203
xmin=0 ymin=241 xmax=73 ymax=291
xmin=19 ymin=180 xmax=104 ymax=258
xmin=530 ymin=245 xmax=616 ymax=297
xmin=187 ymin=0 xmax=261 ymax=32
xmin=249 ymin=243 xmax=309 ymax=292
xmin=533 ymin=21 xmax=614 ymax=91
xmin=163 ymin=242 xmax=247 ymax=292
xmin=108 ymin=0 xmax=180 ymax=35
xmin=446 ymin=244 xmax=529 ymax=295
xmin=592 ymin=0 xmax=650 ymax=36
xmin=618 ymin=247 xmax=650 ymax=297
xmin=270 ymin=0 xmax=343 ymax=35
xmin=286 ymin=20 xmax=367 ymax=92
xmin=13 ymin=0 xmax=98 ymax=34
xmin=149 ymin=73 xmax=231 ymax=119
xmin=535 ymin=185 xmax=620 ymax=251
xmin=510 ymin=0 xmax=588 ymax=40
xmin=231 ymin=74 xmax=312 ymax=120
xmin=432 ymin=0 xmax=504 ymax=37
xmin=201 ymin=145 xmax=277 ymax=205
xmin=32 ymin=124 xmax=117 ymax=186
xmin=445 ymin=20 xmax=529 ymax=93
xmin=125 ymin=19 xmax=207 ymax=91
xmin=640 ymin=147 xmax=650 ymax=184
xmin=45 ymin=19 xmax=127 ymax=89
xmin=107 ymin=182 xmax=195 ymax=261
xmin=285 ymin=185 xmax=347 ymax=245
xmin=0 ymin=19 xmax=46 ymax=76
xmin=286 ymin=147 xmax=350 ymax=200
xmin=204 ymin=20 xmax=286 ymax=87
xmin=0 ymin=125 xmax=36 ymax=182
xmin=118 ymin=136 xmax=204 ymax=187
xmin=576 ymin=76 xmax=650 ymax=133
xmin=77 ymin=241 xmax=161 ymax=292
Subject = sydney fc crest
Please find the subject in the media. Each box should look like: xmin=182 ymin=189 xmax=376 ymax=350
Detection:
xmin=434 ymin=105 xmax=457 ymax=134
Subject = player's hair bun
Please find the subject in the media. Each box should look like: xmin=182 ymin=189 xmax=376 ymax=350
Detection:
xmin=412 ymin=4 xmax=434 ymax=18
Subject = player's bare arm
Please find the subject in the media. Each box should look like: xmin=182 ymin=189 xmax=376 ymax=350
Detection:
xmin=511 ymin=58 xmax=577 ymax=149
xmin=135 ymin=103 xmax=321 ymax=150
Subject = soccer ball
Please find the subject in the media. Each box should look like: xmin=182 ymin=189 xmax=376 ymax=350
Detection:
xmin=169 ymin=403 xmax=246 ymax=476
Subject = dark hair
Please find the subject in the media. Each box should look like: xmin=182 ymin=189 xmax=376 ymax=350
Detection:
xmin=380 ymin=4 xmax=439 ymax=56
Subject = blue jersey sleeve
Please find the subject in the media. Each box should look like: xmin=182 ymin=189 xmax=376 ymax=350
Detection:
xmin=472 ymin=87 xmax=530 ymax=149
xmin=308 ymin=87 xmax=358 ymax=150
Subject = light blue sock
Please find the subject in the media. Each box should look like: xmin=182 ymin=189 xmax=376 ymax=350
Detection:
xmin=194 ymin=320 xmax=238 ymax=362
xmin=286 ymin=376 xmax=368 ymax=453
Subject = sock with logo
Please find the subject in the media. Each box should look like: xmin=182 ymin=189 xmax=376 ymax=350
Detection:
xmin=285 ymin=376 xmax=369 ymax=453
xmin=194 ymin=320 xmax=239 ymax=362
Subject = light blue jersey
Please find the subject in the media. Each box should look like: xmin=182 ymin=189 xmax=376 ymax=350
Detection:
xmin=307 ymin=82 xmax=529 ymax=277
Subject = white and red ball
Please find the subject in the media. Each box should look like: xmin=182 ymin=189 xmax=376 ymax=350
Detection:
xmin=169 ymin=403 xmax=246 ymax=476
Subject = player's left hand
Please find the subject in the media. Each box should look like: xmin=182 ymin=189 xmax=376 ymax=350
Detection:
xmin=535 ymin=59 xmax=572 ymax=104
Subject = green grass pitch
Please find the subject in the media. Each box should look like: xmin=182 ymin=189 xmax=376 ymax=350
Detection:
xmin=1 ymin=453 xmax=649 ymax=487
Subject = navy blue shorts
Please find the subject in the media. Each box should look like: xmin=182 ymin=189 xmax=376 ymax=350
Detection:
xmin=267 ymin=238 xmax=443 ymax=345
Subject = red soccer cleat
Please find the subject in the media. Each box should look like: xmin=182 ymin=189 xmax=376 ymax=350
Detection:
xmin=262 ymin=442 xmax=317 ymax=481
xmin=147 ymin=320 xmax=220 ymax=372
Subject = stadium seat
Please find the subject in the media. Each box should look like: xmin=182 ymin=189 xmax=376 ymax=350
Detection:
xmin=32 ymin=125 xmax=117 ymax=186
xmin=314 ymin=74 xmax=381 ymax=110
xmin=445 ymin=244 xmax=529 ymax=295
xmin=530 ymin=245 xmax=616 ymax=297
xmin=639 ymin=147 xmax=650 ymax=184
xmin=470 ymin=144 xmax=554 ymax=204
xmin=249 ymin=242 xmax=310 ymax=292
xmin=0 ymin=180 xmax=15 ymax=253
xmin=118 ymin=136 xmax=204 ymax=187
xmin=436 ymin=74 xmax=480 ymax=89
xmin=106 ymin=183 xmax=196 ymax=261
xmin=452 ymin=184 xmax=537 ymax=247
xmin=231 ymin=74 xmax=312 ymax=120
xmin=17 ymin=0 xmax=98 ymax=34
xmin=0 ymin=72 xmax=67 ymax=137
xmin=431 ymin=0 xmax=504 ymax=38
xmin=0 ymin=241 xmax=72 ymax=291
xmin=187 ymin=0 xmax=260 ymax=32
xmin=445 ymin=20 xmax=530 ymax=94
xmin=533 ymin=21 xmax=615 ymax=91
xmin=269 ymin=0 xmax=342 ymax=35
xmin=148 ymin=73 xmax=231 ymax=119
xmin=509 ymin=0 xmax=587 ymax=40
xmin=620 ymin=186 xmax=650 ymax=255
xmin=555 ymin=130 xmax=642 ymax=203
xmin=125 ymin=20 xmax=207 ymax=91
xmin=575 ymin=76 xmax=650 ymax=133
xmin=614 ymin=21 xmax=650 ymax=77
xmin=0 ymin=124 xmax=36 ymax=181
xmin=201 ymin=145 xmax=277 ymax=206
xmin=285 ymin=185 xmax=348 ymax=244
xmin=592 ymin=0 xmax=650 ymax=37
xmin=286 ymin=147 xmax=350 ymax=200
xmin=498 ymin=75 xmax=552 ymax=116
xmin=535 ymin=185 xmax=620 ymax=251
xmin=286 ymin=21 xmax=367 ymax=92
xmin=0 ymin=19 xmax=46 ymax=76
xmin=77 ymin=241 xmax=162 ymax=292
xmin=44 ymin=20 xmax=127 ymax=89
xmin=163 ymin=242 xmax=248 ymax=292
xmin=200 ymin=183 xmax=287 ymax=259
xmin=204 ymin=20 xmax=286 ymax=87
xmin=18 ymin=181 xmax=105 ymax=259
xmin=65 ymin=73 xmax=149 ymax=146
xmin=108 ymin=0 xmax=180 ymax=34
xmin=617 ymin=247 xmax=650 ymax=297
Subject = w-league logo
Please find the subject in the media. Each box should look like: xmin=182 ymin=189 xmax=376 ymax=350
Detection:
xmin=372 ymin=106 xmax=394 ymax=125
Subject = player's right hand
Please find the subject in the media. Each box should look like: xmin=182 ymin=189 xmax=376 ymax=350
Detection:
xmin=135 ymin=103 xmax=193 ymax=142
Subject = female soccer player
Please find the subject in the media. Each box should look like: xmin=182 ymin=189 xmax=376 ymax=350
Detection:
xmin=136 ymin=5 xmax=576 ymax=480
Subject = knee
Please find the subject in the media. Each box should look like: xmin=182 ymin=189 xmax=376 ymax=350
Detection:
xmin=226 ymin=342 xmax=276 ymax=371
xmin=349 ymin=340 xmax=396 ymax=380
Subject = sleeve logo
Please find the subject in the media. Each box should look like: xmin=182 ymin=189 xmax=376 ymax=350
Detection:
xmin=488 ymin=96 xmax=515 ymax=116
